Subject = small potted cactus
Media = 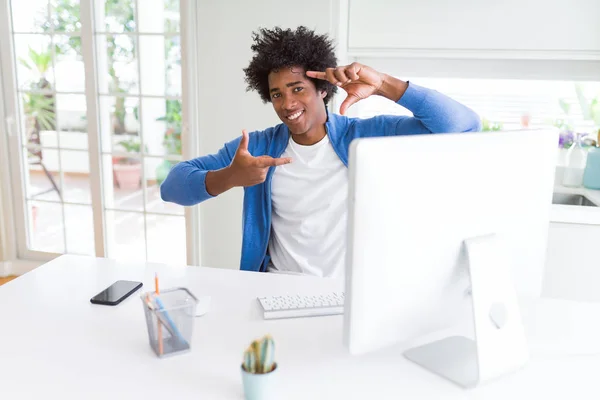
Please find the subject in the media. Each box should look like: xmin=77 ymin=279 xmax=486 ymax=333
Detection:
xmin=241 ymin=335 xmax=278 ymax=400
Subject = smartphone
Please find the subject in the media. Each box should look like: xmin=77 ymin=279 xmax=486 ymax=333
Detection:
xmin=90 ymin=280 xmax=143 ymax=306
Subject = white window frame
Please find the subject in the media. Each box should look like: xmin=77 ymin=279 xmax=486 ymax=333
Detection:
xmin=0 ymin=0 xmax=200 ymax=265
xmin=179 ymin=0 xmax=200 ymax=265
xmin=0 ymin=46 xmax=18 ymax=263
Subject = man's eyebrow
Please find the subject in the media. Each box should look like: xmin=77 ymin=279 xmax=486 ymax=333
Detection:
xmin=269 ymin=81 xmax=304 ymax=93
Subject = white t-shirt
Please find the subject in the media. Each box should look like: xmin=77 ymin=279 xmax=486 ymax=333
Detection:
xmin=267 ymin=134 xmax=348 ymax=278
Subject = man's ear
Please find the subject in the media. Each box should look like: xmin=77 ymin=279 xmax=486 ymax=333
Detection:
xmin=320 ymin=90 xmax=327 ymax=99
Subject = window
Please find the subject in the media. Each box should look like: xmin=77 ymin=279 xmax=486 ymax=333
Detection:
xmin=347 ymin=76 xmax=600 ymax=152
xmin=2 ymin=0 xmax=191 ymax=265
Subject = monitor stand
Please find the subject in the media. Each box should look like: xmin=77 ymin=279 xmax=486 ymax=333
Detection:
xmin=403 ymin=233 xmax=529 ymax=388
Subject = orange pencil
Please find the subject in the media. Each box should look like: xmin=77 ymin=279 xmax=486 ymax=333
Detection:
xmin=155 ymin=273 xmax=163 ymax=356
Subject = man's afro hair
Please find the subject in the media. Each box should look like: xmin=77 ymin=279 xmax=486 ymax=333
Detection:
xmin=243 ymin=26 xmax=338 ymax=105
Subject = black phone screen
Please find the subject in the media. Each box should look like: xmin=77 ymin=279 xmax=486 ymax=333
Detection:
xmin=90 ymin=280 xmax=143 ymax=305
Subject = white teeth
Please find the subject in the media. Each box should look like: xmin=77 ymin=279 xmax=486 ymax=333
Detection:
xmin=287 ymin=111 xmax=303 ymax=120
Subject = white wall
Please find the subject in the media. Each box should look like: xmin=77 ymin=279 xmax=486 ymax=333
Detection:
xmin=347 ymin=0 xmax=600 ymax=81
xmin=348 ymin=0 xmax=600 ymax=53
xmin=194 ymin=0 xmax=339 ymax=269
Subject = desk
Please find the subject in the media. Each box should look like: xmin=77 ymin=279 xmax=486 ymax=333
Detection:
xmin=1 ymin=255 xmax=599 ymax=399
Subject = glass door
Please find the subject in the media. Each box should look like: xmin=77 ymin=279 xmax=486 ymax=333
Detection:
xmin=1 ymin=0 xmax=191 ymax=266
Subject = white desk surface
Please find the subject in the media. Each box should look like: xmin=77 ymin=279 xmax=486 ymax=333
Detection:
xmin=1 ymin=254 xmax=599 ymax=399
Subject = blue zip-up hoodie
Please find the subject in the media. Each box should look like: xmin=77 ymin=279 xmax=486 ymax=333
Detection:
xmin=160 ymin=82 xmax=481 ymax=272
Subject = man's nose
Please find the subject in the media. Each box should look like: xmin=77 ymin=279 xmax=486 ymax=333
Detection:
xmin=282 ymin=95 xmax=297 ymax=110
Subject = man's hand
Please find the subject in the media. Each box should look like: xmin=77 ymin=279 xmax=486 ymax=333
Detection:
xmin=306 ymin=63 xmax=408 ymax=115
xmin=228 ymin=129 xmax=292 ymax=187
xmin=206 ymin=130 xmax=292 ymax=196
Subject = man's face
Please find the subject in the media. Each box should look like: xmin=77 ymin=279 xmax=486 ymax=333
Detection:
xmin=268 ymin=66 xmax=327 ymax=136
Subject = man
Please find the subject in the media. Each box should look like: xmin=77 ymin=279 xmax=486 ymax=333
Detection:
xmin=160 ymin=26 xmax=481 ymax=277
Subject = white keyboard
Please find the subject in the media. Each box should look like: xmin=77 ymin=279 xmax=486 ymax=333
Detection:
xmin=258 ymin=292 xmax=345 ymax=320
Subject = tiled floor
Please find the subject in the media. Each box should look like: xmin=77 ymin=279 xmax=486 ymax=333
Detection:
xmin=25 ymin=172 xmax=187 ymax=266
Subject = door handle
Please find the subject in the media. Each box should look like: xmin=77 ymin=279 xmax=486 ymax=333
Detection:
xmin=5 ymin=116 xmax=16 ymax=137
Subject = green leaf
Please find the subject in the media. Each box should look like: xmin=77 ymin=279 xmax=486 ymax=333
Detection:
xmin=575 ymin=83 xmax=592 ymax=121
xmin=22 ymin=93 xmax=56 ymax=131
xmin=18 ymin=58 xmax=33 ymax=71
xmin=117 ymin=138 xmax=141 ymax=153
xmin=481 ymin=117 xmax=503 ymax=132
xmin=558 ymin=98 xmax=571 ymax=115
xmin=591 ymin=98 xmax=600 ymax=127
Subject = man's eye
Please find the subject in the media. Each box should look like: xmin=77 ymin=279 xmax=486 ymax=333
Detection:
xmin=272 ymin=93 xmax=281 ymax=99
xmin=294 ymin=87 xmax=304 ymax=92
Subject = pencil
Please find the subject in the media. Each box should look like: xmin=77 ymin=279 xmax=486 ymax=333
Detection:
xmin=155 ymin=273 xmax=163 ymax=356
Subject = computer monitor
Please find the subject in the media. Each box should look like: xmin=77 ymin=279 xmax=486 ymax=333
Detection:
xmin=344 ymin=129 xmax=558 ymax=388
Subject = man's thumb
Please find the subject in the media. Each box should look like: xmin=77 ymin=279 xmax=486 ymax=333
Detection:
xmin=237 ymin=129 xmax=249 ymax=152
xmin=340 ymin=94 xmax=360 ymax=115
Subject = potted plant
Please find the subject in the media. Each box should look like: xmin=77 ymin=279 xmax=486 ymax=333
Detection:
xmin=113 ymin=137 xmax=142 ymax=190
xmin=556 ymin=85 xmax=600 ymax=148
xmin=159 ymin=99 xmax=182 ymax=154
xmin=481 ymin=118 xmax=503 ymax=132
xmin=155 ymin=100 xmax=182 ymax=185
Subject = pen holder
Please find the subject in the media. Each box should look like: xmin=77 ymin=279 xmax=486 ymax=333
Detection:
xmin=141 ymin=287 xmax=198 ymax=358
xmin=241 ymin=363 xmax=279 ymax=400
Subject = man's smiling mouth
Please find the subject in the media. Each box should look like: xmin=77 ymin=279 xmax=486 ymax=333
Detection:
xmin=286 ymin=110 xmax=304 ymax=121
